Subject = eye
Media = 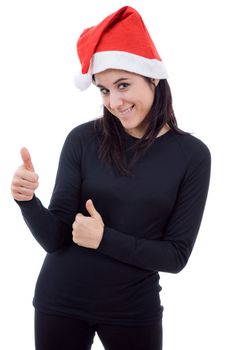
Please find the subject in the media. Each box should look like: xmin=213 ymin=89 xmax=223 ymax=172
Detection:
xmin=99 ymin=88 xmax=109 ymax=95
xmin=118 ymin=83 xmax=129 ymax=90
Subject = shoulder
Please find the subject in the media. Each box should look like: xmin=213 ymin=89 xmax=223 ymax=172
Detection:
xmin=66 ymin=120 xmax=97 ymax=140
xmin=170 ymin=131 xmax=211 ymax=164
xmin=62 ymin=120 xmax=98 ymax=150
xmin=59 ymin=120 xmax=98 ymax=159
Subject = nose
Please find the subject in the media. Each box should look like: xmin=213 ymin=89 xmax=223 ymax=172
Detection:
xmin=108 ymin=92 xmax=123 ymax=110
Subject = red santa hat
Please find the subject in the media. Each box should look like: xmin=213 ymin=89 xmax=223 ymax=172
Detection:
xmin=75 ymin=6 xmax=168 ymax=90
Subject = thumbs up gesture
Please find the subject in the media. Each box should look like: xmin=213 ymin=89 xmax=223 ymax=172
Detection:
xmin=72 ymin=199 xmax=104 ymax=249
xmin=21 ymin=147 xmax=35 ymax=171
xmin=11 ymin=147 xmax=39 ymax=201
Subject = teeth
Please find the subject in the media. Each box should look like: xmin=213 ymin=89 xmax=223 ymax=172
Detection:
xmin=120 ymin=106 xmax=133 ymax=115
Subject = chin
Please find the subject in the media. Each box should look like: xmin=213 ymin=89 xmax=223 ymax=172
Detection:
xmin=120 ymin=119 xmax=139 ymax=127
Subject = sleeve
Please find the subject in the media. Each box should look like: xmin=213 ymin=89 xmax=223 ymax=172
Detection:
xmin=16 ymin=129 xmax=82 ymax=253
xmin=97 ymin=147 xmax=211 ymax=273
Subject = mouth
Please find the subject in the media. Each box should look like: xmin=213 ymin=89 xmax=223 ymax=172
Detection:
xmin=119 ymin=105 xmax=134 ymax=115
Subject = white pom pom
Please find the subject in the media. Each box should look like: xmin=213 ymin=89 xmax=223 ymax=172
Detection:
xmin=74 ymin=71 xmax=92 ymax=91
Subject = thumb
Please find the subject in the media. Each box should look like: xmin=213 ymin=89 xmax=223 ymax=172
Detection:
xmin=20 ymin=147 xmax=35 ymax=172
xmin=86 ymin=199 xmax=101 ymax=220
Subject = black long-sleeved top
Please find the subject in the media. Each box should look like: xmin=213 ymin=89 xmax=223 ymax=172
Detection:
xmin=17 ymin=121 xmax=211 ymax=325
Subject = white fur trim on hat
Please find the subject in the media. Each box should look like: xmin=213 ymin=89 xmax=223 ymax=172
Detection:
xmin=92 ymin=51 xmax=168 ymax=78
xmin=74 ymin=50 xmax=168 ymax=90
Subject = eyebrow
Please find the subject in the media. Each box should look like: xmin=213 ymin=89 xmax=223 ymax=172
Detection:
xmin=96 ymin=77 xmax=129 ymax=88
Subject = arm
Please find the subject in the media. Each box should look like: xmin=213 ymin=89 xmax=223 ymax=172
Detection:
xmin=97 ymin=151 xmax=211 ymax=273
xmin=16 ymin=195 xmax=73 ymax=252
xmin=14 ymin=130 xmax=82 ymax=252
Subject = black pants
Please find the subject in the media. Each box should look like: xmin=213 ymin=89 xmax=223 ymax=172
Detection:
xmin=35 ymin=309 xmax=162 ymax=350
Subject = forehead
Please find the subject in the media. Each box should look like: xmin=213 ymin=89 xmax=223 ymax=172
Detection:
xmin=94 ymin=69 xmax=139 ymax=85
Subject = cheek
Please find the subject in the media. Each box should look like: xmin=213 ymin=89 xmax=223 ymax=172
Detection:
xmin=101 ymin=97 xmax=109 ymax=109
xmin=144 ymin=91 xmax=155 ymax=111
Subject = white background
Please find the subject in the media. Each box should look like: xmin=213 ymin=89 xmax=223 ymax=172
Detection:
xmin=0 ymin=0 xmax=232 ymax=349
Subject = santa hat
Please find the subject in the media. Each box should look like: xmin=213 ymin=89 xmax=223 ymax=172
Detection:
xmin=75 ymin=6 xmax=168 ymax=90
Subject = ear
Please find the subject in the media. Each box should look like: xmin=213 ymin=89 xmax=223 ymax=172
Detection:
xmin=151 ymin=78 xmax=160 ymax=87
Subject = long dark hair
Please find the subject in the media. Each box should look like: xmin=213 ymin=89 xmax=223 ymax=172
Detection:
xmin=94 ymin=79 xmax=184 ymax=175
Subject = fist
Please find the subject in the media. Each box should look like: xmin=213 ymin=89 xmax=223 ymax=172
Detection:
xmin=72 ymin=199 xmax=104 ymax=249
xmin=11 ymin=147 xmax=39 ymax=201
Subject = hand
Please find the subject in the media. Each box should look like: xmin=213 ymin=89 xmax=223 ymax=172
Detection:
xmin=72 ymin=199 xmax=104 ymax=249
xmin=11 ymin=147 xmax=39 ymax=201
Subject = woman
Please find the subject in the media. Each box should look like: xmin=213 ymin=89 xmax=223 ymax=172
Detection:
xmin=11 ymin=6 xmax=211 ymax=350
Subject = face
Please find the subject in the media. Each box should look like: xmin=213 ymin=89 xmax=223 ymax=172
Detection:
xmin=94 ymin=69 xmax=157 ymax=139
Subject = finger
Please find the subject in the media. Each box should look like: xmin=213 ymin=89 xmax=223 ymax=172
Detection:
xmin=11 ymin=187 xmax=34 ymax=201
xmin=11 ymin=179 xmax=39 ymax=193
xmin=20 ymin=147 xmax=35 ymax=172
xmin=17 ymin=167 xmax=39 ymax=183
xmin=12 ymin=194 xmax=34 ymax=201
xmin=12 ymin=172 xmax=39 ymax=188
xmin=86 ymin=199 xmax=101 ymax=219
xmin=75 ymin=213 xmax=84 ymax=220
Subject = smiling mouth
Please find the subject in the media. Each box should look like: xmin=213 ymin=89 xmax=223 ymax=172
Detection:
xmin=119 ymin=105 xmax=134 ymax=115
